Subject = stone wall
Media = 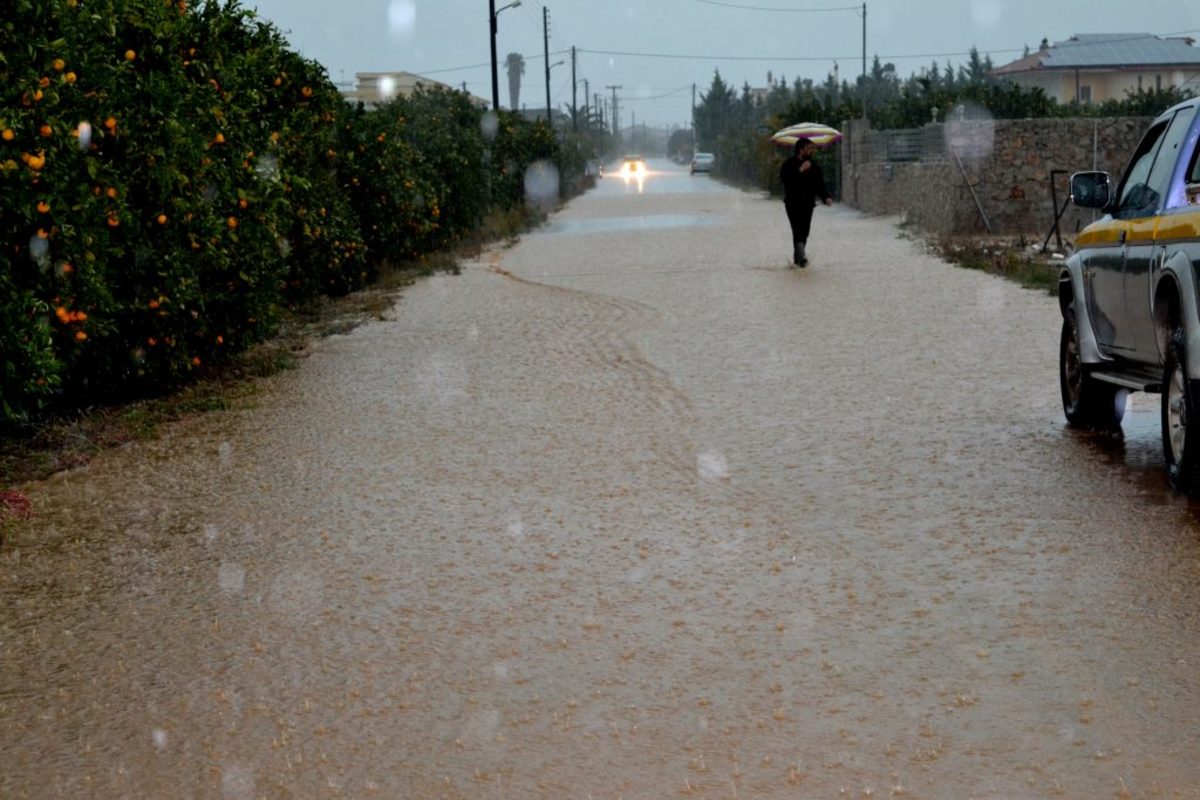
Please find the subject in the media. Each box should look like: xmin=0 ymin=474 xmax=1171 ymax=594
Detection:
xmin=840 ymin=116 xmax=1153 ymax=240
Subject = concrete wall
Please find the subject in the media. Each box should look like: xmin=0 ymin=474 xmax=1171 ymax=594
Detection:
xmin=840 ymin=116 xmax=1153 ymax=240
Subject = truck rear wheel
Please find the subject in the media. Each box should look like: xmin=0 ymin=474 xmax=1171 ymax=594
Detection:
xmin=1162 ymin=329 xmax=1200 ymax=494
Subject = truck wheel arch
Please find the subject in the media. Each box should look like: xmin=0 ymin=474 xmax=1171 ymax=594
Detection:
xmin=1154 ymin=276 xmax=1182 ymax=358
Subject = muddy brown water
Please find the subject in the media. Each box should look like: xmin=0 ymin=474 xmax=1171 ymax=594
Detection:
xmin=3 ymin=159 xmax=1200 ymax=798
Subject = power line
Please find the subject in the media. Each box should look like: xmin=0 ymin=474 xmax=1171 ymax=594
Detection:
xmin=619 ymin=86 xmax=694 ymax=102
xmin=576 ymin=29 xmax=1200 ymax=66
xmin=695 ymin=0 xmax=859 ymax=11
xmin=418 ymin=30 xmax=1200 ymax=80
xmin=420 ymin=48 xmax=571 ymax=76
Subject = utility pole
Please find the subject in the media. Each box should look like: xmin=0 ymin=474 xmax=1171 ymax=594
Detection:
xmin=861 ymin=2 xmax=867 ymax=116
xmin=606 ymin=84 xmax=621 ymax=142
xmin=489 ymin=0 xmax=499 ymax=110
xmin=543 ymin=7 xmax=551 ymax=123
xmin=571 ymin=46 xmax=578 ymax=132
xmin=862 ymin=2 xmax=867 ymax=86
xmin=595 ymin=92 xmax=603 ymax=131
xmin=583 ymin=78 xmax=590 ymax=132
xmin=691 ymin=83 xmax=696 ymax=153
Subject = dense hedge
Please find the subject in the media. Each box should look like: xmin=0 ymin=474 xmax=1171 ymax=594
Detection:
xmin=1 ymin=0 xmax=586 ymax=430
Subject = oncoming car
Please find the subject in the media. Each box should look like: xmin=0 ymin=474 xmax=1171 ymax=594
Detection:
xmin=690 ymin=152 xmax=715 ymax=174
xmin=620 ymin=154 xmax=647 ymax=176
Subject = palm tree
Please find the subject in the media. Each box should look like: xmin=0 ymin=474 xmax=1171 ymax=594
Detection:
xmin=505 ymin=52 xmax=525 ymax=110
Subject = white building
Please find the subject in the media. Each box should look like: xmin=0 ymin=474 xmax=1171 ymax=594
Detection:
xmin=991 ymin=34 xmax=1200 ymax=104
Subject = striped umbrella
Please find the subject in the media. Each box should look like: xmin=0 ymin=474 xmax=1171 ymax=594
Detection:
xmin=770 ymin=122 xmax=843 ymax=148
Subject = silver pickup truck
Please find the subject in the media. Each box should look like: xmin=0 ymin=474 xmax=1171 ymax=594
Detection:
xmin=1062 ymin=97 xmax=1200 ymax=492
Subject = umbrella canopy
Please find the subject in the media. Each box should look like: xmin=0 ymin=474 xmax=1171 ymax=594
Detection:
xmin=771 ymin=122 xmax=843 ymax=148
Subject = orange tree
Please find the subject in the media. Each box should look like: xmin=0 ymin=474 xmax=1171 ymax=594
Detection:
xmin=1 ymin=0 xmax=593 ymax=433
xmin=0 ymin=0 xmax=350 ymax=425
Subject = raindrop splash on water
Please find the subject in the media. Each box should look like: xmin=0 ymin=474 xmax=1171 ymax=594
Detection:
xmin=506 ymin=512 xmax=525 ymax=539
xmin=524 ymin=160 xmax=560 ymax=209
xmin=253 ymin=152 xmax=279 ymax=183
xmin=28 ymin=236 xmax=50 ymax=269
xmin=697 ymin=451 xmax=729 ymax=480
xmin=218 ymin=441 xmax=233 ymax=467
xmin=221 ymin=764 xmax=255 ymax=799
xmin=481 ymin=111 xmax=499 ymax=141
xmin=945 ymin=102 xmax=995 ymax=163
xmin=387 ymin=0 xmax=417 ymax=41
xmin=378 ymin=75 xmax=397 ymax=102
xmin=203 ymin=523 xmax=220 ymax=545
xmin=969 ymin=0 xmax=1002 ymax=26
xmin=218 ymin=562 xmax=245 ymax=594
xmin=151 ymin=728 xmax=168 ymax=751
xmin=76 ymin=121 xmax=92 ymax=151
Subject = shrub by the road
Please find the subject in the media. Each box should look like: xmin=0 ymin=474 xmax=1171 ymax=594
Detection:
xmin=1 ymin=0 xmax=588 ymax=432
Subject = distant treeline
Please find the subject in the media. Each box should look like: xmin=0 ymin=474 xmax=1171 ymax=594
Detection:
xmin=691 ymin=48 xmax=1195 ymax=190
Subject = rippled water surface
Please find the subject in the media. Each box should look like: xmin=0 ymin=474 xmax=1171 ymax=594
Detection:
xmin=3 ymin=159 xmax=1200 ymax=798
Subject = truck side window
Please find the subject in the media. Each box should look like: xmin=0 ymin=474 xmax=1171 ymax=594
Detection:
xmin=1116 ymin=109 xmax=1195 ymax=216
xmin=1114 ymin=118 xmax=1168 ymax=218
xmin=1147 ymin=107 xmax=1197 ymax=211
xmin=1187 ymin=119 xmax=1200 ymax=206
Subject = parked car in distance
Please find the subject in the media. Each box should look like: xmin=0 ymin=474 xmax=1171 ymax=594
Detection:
xmin=1060 ymin=96 xmax=1200 ymax=492
xmin=690 ymin=152 xmax=715 ymax=174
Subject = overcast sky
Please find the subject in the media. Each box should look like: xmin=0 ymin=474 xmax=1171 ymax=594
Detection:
xmin=244 ymin=0 xmax=1200 ymax=128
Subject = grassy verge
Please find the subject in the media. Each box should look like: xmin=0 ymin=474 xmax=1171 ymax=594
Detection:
xmin=0 ymin=206 xmax=546 ymax=490
xmin=923 ymin=230 xmax=1064 ymax=296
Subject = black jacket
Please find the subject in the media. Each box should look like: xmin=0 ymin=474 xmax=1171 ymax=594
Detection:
xmin=780 ymin=155 xmax=831 ymax=206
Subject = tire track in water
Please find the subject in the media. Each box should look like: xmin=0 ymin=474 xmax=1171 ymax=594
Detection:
xmin=479 ymin=245 xmax=860 ymax=570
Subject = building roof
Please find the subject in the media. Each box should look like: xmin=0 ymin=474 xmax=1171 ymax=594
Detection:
xmin=993 ymin=33 xmax=1200 ymax=75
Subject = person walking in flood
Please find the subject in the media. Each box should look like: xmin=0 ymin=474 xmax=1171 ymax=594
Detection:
xmin=780 ymin=137 xmax=833 ymax=267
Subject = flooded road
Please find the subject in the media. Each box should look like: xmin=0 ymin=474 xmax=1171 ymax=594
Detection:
xmin=4 ymin=158 xmax=1200 ymax=798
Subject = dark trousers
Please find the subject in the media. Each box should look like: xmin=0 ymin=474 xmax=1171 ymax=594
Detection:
xmin=785 ymin=200 xmax=815 ymax=245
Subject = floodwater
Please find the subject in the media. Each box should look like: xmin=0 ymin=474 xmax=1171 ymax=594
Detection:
xmin=3 ymin=158 xmax=1200 ymax=798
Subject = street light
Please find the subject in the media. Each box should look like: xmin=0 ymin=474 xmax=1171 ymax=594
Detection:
xmin=489 ymin=0 xmax=521 ymax=111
